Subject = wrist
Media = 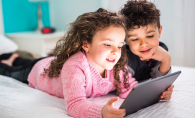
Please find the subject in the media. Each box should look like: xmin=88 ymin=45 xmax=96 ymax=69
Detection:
xmin=159 ymin=54 xmax=171 ymax=74
xmin=161 ymin=52 xmax=171 ymax=63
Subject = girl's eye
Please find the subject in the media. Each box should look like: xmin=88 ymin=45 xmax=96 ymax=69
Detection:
xmin=147 ymin=35 xmax=154 ymax=38
xmin=118 ymin=46 xmax=122 ymax=49
xmin=104 ymin=44 xmax=110 ymax=47
xmin=131 ymin=38 xmax=138 ymax=41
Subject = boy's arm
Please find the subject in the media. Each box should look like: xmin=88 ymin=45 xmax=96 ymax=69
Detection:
xmin=154 ymin=46 xmax=171 ymax=74
xmin=150 ymin=41 xmax=171 ymax=78
xmin=127 ymin=66 xmax=135 ymax=76
xmin=158 ymin=42 xmax=171 ymax=74
xmin=150 ymin=62 xmax=172 ymax=79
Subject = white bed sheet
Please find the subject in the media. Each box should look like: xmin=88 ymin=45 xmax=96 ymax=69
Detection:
xmin=0 ymin=66 xmax=195 ymax=118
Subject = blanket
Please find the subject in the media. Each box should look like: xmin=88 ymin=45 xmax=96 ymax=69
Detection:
xmin=0 ymin=66 xmax=195 ymax=118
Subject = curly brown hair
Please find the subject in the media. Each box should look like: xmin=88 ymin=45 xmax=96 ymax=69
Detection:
xmin=120 ymin=0 xmax=160 ymax=30
xmin=44 ymin=8 xmax=130 ymax=94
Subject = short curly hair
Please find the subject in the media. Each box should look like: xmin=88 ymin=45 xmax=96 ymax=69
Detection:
xmin=120 ymin=0 xmax=160 ymax=30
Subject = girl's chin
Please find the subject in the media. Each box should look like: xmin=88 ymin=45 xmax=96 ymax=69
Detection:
xmin=105 ymin=65 xmax=115 ymax=70
xmin=105 ymin=67 xmax=114 ymax=70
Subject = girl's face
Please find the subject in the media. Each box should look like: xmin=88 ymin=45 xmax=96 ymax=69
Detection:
xmin=126 ymin=24 xmax=162 ymax=60
xmin=83 ymin=26 xmax=125 ymax=76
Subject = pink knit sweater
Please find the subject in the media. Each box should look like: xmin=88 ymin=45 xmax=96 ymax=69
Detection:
xmin=28 ymin=51 xmax=138 ymax=118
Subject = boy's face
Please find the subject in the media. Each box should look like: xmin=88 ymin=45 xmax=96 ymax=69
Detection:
xmin=126 ymin=24 xmax=162 ymax=60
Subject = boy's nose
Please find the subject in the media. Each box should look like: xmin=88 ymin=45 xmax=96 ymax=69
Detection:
xmin=140 ymin=40 xmax=148 ymax=47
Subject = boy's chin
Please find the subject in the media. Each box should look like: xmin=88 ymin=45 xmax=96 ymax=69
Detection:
xmin=138 ymin=53 xmax=153 ymax=60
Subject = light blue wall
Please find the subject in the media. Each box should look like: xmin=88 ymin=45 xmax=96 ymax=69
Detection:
xmin=49 ymin=0 xmax=102 ymax=31
xmin=2 ymin=0 xmax=50 ymax=33
xmin=2 ymin=0 xmax=102 ymax=33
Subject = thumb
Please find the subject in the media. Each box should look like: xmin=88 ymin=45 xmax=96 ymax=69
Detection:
xmin=106 ymin=97 xmax=119 ymax=106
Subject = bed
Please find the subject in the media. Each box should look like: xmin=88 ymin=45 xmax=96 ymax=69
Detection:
xmin=0 ymin=66 xmax=195 ymax=118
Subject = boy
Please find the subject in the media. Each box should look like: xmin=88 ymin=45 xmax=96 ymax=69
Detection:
xmin=120 ymin=0 xmax=173 ymax=99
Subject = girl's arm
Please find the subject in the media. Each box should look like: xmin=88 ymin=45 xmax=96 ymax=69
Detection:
xmin=61 ymin=65 xmax=104 ymax=118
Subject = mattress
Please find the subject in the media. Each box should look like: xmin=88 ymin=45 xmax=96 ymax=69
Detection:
xmin=0 ymin=66 xmax=195 ymax=118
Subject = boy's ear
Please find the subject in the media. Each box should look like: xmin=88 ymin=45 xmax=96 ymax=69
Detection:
xmin=82 ymin=41 xmax=89 ymax=52
xmin=158 ymin=25 xmax=163 ymax=38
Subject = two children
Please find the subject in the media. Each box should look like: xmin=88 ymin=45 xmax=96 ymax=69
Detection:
xmin=0 ymin=0 xmax=174 ymax=117
xmin=0 ymin=9 xmax=135 ymax=118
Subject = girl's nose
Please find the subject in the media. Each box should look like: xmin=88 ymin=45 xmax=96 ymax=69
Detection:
xmin=111 ymin=47 xmax=118 ymax=55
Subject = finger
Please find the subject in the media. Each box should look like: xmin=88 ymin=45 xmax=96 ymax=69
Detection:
xmin=163 ymin=92 xmax=172 ymax=97
xmin=107 ymin=114 xmax=125 ymax=118
xmin=140 ymin=58 xmax=144 ymax=61
xmin=110 ymin=108 xmax=126 ymax=115
xmin=163 ymin=91 xmax=173 ymax=97
xmin=161 ymin=91 xmax=173 ymax=100
xmin=162 ymin=90 xmax=173 ymax=96
xmin=113 ymin=113 xmax=126 ymax=118
xmin=161 ymin=95 xmax=171 ymax=100
xmin=164 ymin=94 xmax=172 ymax=99
xmin=106 ymin=97 xmax=119 ymax=106
xmin=168 ymin=85 xmax=174 ymax=90
xmin=140 ymin=57 xmax=150 ymax=61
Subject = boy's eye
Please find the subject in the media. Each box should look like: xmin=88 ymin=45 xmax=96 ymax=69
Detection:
xmin=104 ymin=44 xmax=110 ymax=47
xmin=131 ymin=38 xmax=138 ymax=41
xmin=147 ymin=35 xmax=154 ymax=38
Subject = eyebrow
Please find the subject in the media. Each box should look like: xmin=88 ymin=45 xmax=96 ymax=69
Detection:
xmin=128 ymin=34 xmax=135 ymax=37
xmin=103 ymin=38 xmax=124 ymax=44
xmin=128 ymin=30 xmax=156 ymax=37
xmin=146 ymin=30 xmax=155 ymax=33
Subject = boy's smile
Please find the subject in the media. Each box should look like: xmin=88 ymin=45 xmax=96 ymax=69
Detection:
xmin=140 ymin=48 xmax=152 ymax=54
xmin=126 ymin=24 xmax=162 ymax=60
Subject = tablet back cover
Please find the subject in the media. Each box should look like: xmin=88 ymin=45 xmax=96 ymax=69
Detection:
xmin=120 ymin=71 xmax=181 ymax=116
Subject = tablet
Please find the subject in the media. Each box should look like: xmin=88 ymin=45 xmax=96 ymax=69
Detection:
xmin=119 ymin=71 xmax=181 ymax=116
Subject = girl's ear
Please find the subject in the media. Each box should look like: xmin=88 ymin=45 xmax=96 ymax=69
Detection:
xmin=158 ymin=25 xmax=163 ymax=38
xmin=82 ymin=41 xmax=89 ymax=52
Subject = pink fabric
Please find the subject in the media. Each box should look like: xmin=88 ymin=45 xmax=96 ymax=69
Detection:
xmin=28 ymin=51 xmax=138 ymax=118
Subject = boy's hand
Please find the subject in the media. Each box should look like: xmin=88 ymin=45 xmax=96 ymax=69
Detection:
xmin=102 ymin=97 xmax=126 ymax=118
xmin=150 ymin=46 xmax=171 ymax=63
xmin=141 ymin=46 xmax=171 ymax=74
xmin=160 ymin=85 xmax=174 ymax=100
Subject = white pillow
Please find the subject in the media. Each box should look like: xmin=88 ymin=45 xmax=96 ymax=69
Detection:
xmin=0 ymin=34 xmax=18 ymax=55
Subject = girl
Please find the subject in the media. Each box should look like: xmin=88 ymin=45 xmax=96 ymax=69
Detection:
xmin=28 ymin=8 xmax=136 ymax=118
xmin=0 ymin=8 xmax=172 ymax=118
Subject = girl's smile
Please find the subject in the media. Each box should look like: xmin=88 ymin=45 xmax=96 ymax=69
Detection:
xmin=106 ymin=58 xmax=116 ymax=63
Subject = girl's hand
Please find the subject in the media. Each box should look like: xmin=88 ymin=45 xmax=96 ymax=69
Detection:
xmin=160 ymin=85 xmax=174 ymax=100
xmin=102 ymin=97 xmax=126 ymax=118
